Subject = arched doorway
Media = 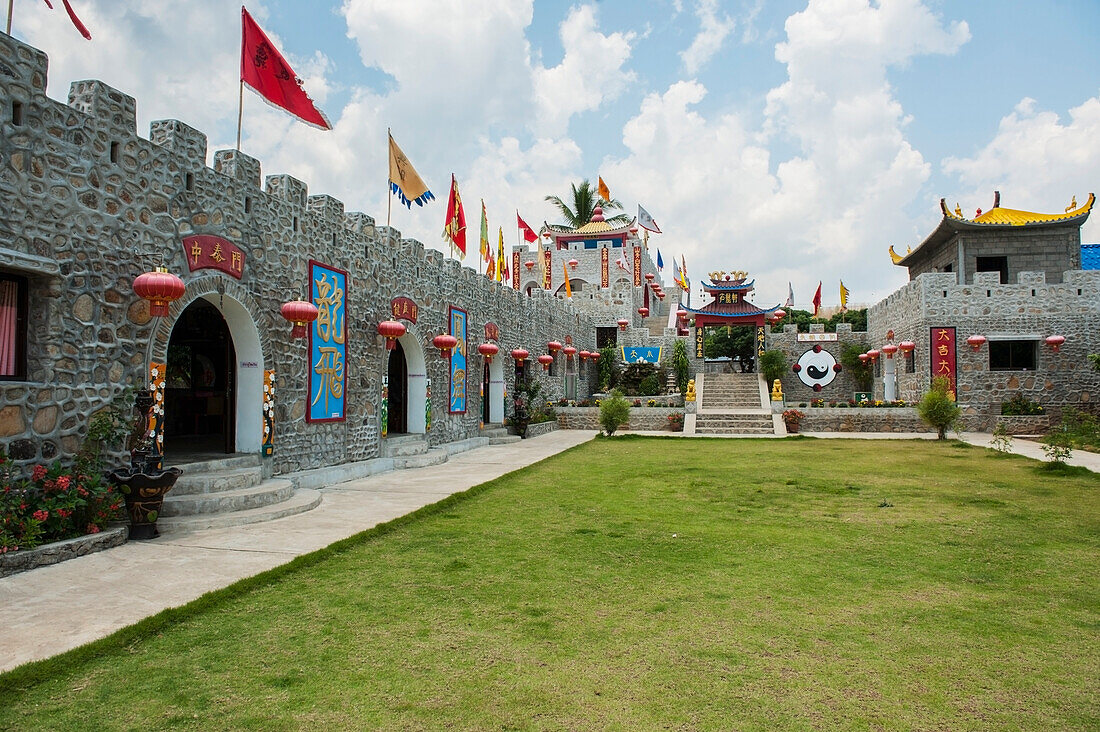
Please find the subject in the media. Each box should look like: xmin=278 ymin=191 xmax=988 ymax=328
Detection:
xmin=482 ymin=355 xmax=504 ymax=424
xmin=386 ymin=330 xmax=427 ymax=436
xmin=164 ymin=299 xmax=236 ymax=455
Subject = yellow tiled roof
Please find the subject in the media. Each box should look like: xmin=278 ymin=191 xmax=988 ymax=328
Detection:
xmin=943 ymin=192 xmax=1094 ymax=226
xmin=573 ymin=220 xmax=617 ymax=234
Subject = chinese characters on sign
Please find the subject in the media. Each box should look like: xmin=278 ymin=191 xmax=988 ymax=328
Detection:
xmin=390 ymin=297 xmax=418 ymax=323
xmin=512 ymin=252 xmax=520 ymax=290
xmin=484 ymin=322 xmax=500 ymax=342
xmin=695 ymin=327 xmax=705 ymax=358
xmin=182 ymin=235 xmax=245 ymax=279
xmin=930 ymin=326 xmax=957 ymax=398
xmin=600 ymin=247 xmax=609 ymax=289
xmin=633 ymin=246 xmax=642 ymax=287
xmin=308 ymin=261 xmax=347 ymax=423
xmin=449 ymin=307 xmax=467 ymax=413
xmin=543 ymin=248 xmax=552 ymax=289
xmin=756 ymin=325 xmax=766 ymax=357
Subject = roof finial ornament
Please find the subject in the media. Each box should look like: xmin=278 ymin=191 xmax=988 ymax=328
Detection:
xmin=993 ymin=191 xmax=1000 ymax=209
xmin=1066 ymin=195 xmax=1077 ymax=213
xmin=954 ymin=203 xmax=962 ymax=217
xmin=591 ymin=205 xmax=605 ymax=223
xmin=976 ymin=207 xmax=982 ymax=217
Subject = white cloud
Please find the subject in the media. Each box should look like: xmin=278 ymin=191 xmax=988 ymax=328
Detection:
xmin=680 ymin=0 xmax=736 ymax=75
xmin=942 ymin=95 xmax=1100 ymax=242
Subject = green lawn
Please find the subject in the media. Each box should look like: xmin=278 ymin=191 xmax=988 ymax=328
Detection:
xmin=2 ymin=437 xmax=1098 ymax=730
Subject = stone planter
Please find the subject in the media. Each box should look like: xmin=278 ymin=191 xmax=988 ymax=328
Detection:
xmin=0 ymin=525 xmax=128 ymax=578
xmin=108 ymin=466 xmax=182 ymax=540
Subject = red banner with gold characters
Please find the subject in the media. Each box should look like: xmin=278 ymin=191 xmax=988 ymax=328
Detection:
xmin=633 ymin=245 xmax=642 ymax=286
xmin=512 ymin=251 xmax=520 ymax=290
xmin=601 ymin=247 xmax=609 ymax=288
xmin=543 ymin=247 xmax=552 ymax=289
xmin=930 ymin=326 xmax=957 ymax=397
xmin=183 ymin=235 xmax=245 ymax=279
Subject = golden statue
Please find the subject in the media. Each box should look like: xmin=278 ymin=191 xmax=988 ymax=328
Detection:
xmin=685 ymin=379 xmax=696 ymax=402
xmin=771 ymin=379 xmax=783 ymax=402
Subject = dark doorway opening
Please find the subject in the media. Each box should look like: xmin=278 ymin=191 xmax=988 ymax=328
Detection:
xmin=704 ymin=324 xmax=757 ymax=372
xmin=482 ymin=362 xmax=491 ymax=423
xmin=387 ymin=341 xmax=408 ymax=434
xmin=165 ymin=300 xmax=236 ymax=457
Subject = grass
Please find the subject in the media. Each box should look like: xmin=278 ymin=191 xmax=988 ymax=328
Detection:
xmin=1 ymin=436 xmax=1098 ymax=730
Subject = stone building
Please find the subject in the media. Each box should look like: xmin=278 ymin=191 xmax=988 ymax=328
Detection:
xmin=0 ymin=33 xmax=604 ymax=474
xmin=868 ymin=193 xmax=1099 ymax=423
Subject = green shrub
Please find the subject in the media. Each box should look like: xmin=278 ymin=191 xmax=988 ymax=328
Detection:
xmin=597 ymin=345 xmax=619 ymax=392
xmin=1001 ymin=393 xmax=1043 ymax=416
xmin=840 ymin=343 xmax=872 ymax=391
xmin=672 ymin=339 xmax=691 ymax=394
xmin=618 ymin=363 xmax=657 ymax=396
xmin=917 ymin=376 xmax=961 ymax=440
xmin=759 ymin=350 xmax=786 ymax=385
xmin=638 ymin=374 xmax=660 ymax=396
xmin=598 ymin=389 xmax=631 ymax=436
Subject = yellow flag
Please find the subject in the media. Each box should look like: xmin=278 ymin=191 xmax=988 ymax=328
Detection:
xmin=598 ymin=176 xmax=610 ymax=202
xmin=497 ymin=227 xmax=505 ymax=282
xmin=563 ymin=261 xmax=572 ymax=298
xmin=388 ymin=133 xmax=433 ymax=208
xmin=840 ymin=280 xmax=850 ymax=311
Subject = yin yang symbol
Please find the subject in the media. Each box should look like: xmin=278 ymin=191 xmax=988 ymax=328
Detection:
xmin=792 ymin=345 xmax=840 ymax=391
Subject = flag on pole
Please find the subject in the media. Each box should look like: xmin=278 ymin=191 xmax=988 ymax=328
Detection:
xmin=497 ymin=228 xmax=507 ymax=283
xmin=479 ymin=200 xmax=489 ymax=267
xmin=241 ymin=8 xmax=331 ymax=130
xmin=39 ymin=0 xmax=92 ymax=39
xmin=656 ymin=249 xmax=664 ymax=272
xmin=563 ymin=262 xmax=572 ymax=298
xmin=442 ymin=174 xmax=466 ymax=258
xmin=517 ymin=213 xmax=538 ymax=243
xmin=616 ymin=248 xmax=629 ymax=271
xmin=840 ymin=281 xmax=850 ymax=311
xmin=598 ymin=176 xmax=611 ymax=203
xmin=388 ymin=133 xmax=434 ymax=208
xmin=680 ymin=255 xmax=689 ymax=289
xmin=786 ymin=282 xmax=795 ymax=308
xmin=638 ymin=205 xmax=662 ymax=234
xmin=812 ymin=281 xmax=822 ymax=317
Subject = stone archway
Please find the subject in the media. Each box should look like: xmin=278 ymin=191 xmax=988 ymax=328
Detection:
xmin=149 ymin=276 xmax=267 ymax=454
xmin=486 ymin=354 xmax=505 ymax=424
xmin=394 ymin=327 xmax=427 ymax=434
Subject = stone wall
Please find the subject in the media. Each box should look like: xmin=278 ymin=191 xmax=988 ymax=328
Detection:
xmin=556 ymin=406 xmax=683 ymax=432
xmin=798 ymin=408 xmax=934 ymax=433
xmin=765 ymin=323 xmax=871 ymax=403
xmin=0 ymin=34 xmax=598 ymax=473
xmin=906 ymin=226 xmax=1082 ymax=285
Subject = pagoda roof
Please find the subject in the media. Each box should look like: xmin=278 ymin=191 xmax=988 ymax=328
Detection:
xmin=544 ymin=217 xmax=636 ymax=239
xmin=892 ymin=192 xmax=1094 ymax=266
xmin=684 ymin=297 xmax=781 ymax=319
xmin=703 ymin=278 xmax=755 ymax=292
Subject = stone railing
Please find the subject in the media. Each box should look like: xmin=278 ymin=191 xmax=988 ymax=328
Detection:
xmin=523 ymin=420 xmax=559 ymax=439
xmin=798 ymin=407 xmax=935 ymax=433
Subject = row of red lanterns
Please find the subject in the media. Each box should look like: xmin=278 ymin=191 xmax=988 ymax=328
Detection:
xmin=966 ymin=334 xmax=1065 ymax=352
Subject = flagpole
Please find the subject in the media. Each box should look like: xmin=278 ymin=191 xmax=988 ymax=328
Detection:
xmin=385 ymin=128 xmax=392 ymax=250
xmin=6 ymin=0 xmax=13 ymax=35
xmin=235 ymin=80 xmax=244 ymax=151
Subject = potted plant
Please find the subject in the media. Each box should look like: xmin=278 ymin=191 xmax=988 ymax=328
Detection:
xmin=667 ymin=413 xmax=684 ymax=432
xmin=782 ymin=409 xmax=806 ymax=434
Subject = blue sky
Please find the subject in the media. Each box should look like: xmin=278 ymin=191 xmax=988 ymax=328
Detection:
xmin=14 ymin=0 xmax=1100 ymax=309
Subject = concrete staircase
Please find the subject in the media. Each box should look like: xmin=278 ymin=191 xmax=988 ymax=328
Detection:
xmin=380 ymin=434 xmax=449 ymax=469
xmin=481 ymin=424 xmax=522 ymax=445
xmin=158 ymin=454 xmax=321 ymax=532
xmin=693 ymin=372 xmax=778 ymax=436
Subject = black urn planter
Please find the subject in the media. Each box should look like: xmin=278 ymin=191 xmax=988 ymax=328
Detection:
xmin=109 ymin=466 xmax=182 ymax=540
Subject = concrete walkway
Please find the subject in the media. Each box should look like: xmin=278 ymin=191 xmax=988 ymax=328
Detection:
xmin=0 ymin=430 xmax=596 ymax=672
xmin=2 ymin=427 xmax=1095 ymax=674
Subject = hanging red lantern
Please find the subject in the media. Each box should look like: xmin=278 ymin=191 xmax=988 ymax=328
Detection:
xmin=377 ymin=320 xmax=406 ymax=350
xmin=581 ymin=350 xmax=593 ymax=362
xmin=568 ymin=258 xmax=579 ymax=270
xmin=547 ymin=340 xmax=562 ymax=354
xmin=966 ymin=335 xmax=987 ymax=351
xmin=537 ymin=353 xmax=554 ymax=371
xmin=638 ymin=307 xmax=649 ymax=318
xmin=562 ymin=345 xmax=577 ymax=358
xmin=133 ymin=267 xmax=185 ymax=317
xmin=899 ymin=341 xmax=915 ymax=355
xmin=432 ymin=333 xmax=458 ymax=358
xmin=280 ymin=300 xmax=319 ymax=338
xmin=589 ymin=351 xmax=600 ymax=363
xmin=477 ymin=342 xmax=499 ymax=361
xmin=858 ymin=353 xmax=870 ymax=363
xmin=867 ymin=349 xmax=880 ymax=361
xmin=645 ymin=272 xmax=655 ymax=281
xmin=630 ymin=227 xmax=639 ymax=236
xmin=617 ymin=318 xmax=629 ymax=331
xmin=772 ymin=309 xmax=786 ymax=321
xmin=881 ymin=343 xmax=898 ymax=358
xmin=511 ymin=348 xmax=530 ymax=363
xmin=1045 ymin=335 xmax=1066 ymax=352
xmin=524 ymin=260 xmax=535 ymax=270
xmin=656 ymin=291 xmax=665 ymax=300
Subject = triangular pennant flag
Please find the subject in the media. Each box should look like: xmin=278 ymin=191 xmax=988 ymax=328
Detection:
xmin=840 ymin=280 xmax=850 ymax=311
xmin=638 ymin=205 xmax=662 ymax=234
xmin=656 ymin=249 xmax=664 ymax=272
xmin=442 ymin=174 xmax=466 ymax=258
xmin=563 ymin=261 xmax=572 ymax=298
xmin=812 ymin=281 xmax=822 ymax=317
xmin=241 ymin=8 xmax=331 ymax=130
xmin=517 ymin=212 xmax=538 ymax=243
xmin=598 ymin=176 xmax=611 ymax=203
xmin=388 ymin=133 xmax=434 ymax=208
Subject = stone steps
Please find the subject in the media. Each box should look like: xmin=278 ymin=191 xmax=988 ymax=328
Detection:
xmin=381 ymin=434 xmax=430 ymax=458
xmin=158 ymin=489 xmax=322 ymax=532
xmin=161 ymin=478 xmax=296 ymax=516
xmin=169 ymin=465 xmax=264 ymax=496
xmin=392 ymin=448 xmax=449 ymax=470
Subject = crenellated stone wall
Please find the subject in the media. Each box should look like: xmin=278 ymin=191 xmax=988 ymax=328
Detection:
xmin=0 ymin=33 xmax=597 ymax=472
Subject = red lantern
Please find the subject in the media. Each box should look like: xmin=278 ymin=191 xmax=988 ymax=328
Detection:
xmin=881 ymin=344 xmax=898 ymax=358
xmin=133 ymin=267 xmax=185 ymax=317
xmin=617 ymin=318 xmax=629 ymax=331
xmin=537 ymin=353 xmax=554 ymax=371
xmin=656 ymin=291 xmax=665 ymax=300
xmin=524 ymin=260 xmax=535 ymax=270
xmin=562 ymin=345 xmax=577 ymax=358
xmin=568 ymin=258 xmax=579 ymax=270
xmin=966 ymin=335 xmax=987 ymax=351
xmin=547 ymin=340 xmax=562 ymax=354
xmin=378 ymin=320 xmax=406 ymax=350
xmin=858 ymin=353 xmax=870 ymax=363
xmin=511 ymin=348 xmax=530 ymax=363
xmin=630 ymin=227 xmax=639 ymax=235
xmin=578 ymin=350 xmax=589 ymax=362
xmin=676 ymin=309 xmax=687 ymax=320
xmin=432 ymin=333 xmax=458 ymax=358
xmin=773 ymin=309 xmax=786 ymax=321
xmin=867 ymin=349 xmax=880 ymax=361
xmin=280 ymin=300 xmax=319 ymax=338
xmin=899 ymin=341 xmax=915 ymax=355
xmin=645 ymin=272 xmax=655 ymax=281
xmin=589 ymin=351 xmax=600 ymax=363
xmin=1046 ymin=335 xmax=1066 ymax=352
xmin=638 ymin=307 xmax=649 ymax=318
xmin=477 ymin=342 xmax=499 ymax=361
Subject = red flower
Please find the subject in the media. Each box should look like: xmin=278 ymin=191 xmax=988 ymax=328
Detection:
xmin=56 ymin=475 xmax=71 ymax=490
xmin=57 ymin=509 xmax=72 ymax=518
xmin=86 ymin=523 xmax=101 ymax=534
xmin=33 ymin=509 xmax=49 ymax=522
xmin=31 ymin=465 xmax=47 ymax=481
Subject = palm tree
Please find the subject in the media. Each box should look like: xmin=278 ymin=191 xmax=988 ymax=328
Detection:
xmin=545 ymin=179 xmax=631 ymax=228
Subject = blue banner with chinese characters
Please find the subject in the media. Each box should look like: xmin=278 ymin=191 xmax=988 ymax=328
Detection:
xmin=621 ymin=345 xmax=662 ymax=364
xmin=449 ymin=306 xmax=467 ymax=413
xmin=308 ymin=261 xmax=347 ymax=422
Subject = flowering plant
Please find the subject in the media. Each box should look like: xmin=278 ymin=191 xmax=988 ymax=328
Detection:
xmin=782 ymin=409 xmax=806 ymax=427
xmin=667 ymin=413 xmax=684 ymax=431
xmin=1 ymin=452 xmax=123 ymax=554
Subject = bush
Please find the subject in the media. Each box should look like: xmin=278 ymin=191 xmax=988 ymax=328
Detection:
xmin=840 ymin=343 xmax=873 ymax=391
xmin=1001 ymin=393 xmax=1044 ymax=416
xmin=597 ymin=345 xmax=619 ymax=392
xmin=917 ymin=376 xmax=961 ymax=440
xmin=619 ymin=363 xmax=658 ymax=396
xmin=759 ymin=350 xmax=786 ymax=385
xmin=599 ymin=389 xmax=631 ymax=436
xmin=672 ymin=339 xmax=691 ymax=394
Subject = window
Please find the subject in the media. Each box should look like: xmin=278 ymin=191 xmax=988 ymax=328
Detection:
xmin=904 ymin=351 xmax=915 ymax=374
xmin=596 ymin=327 xmax=617 ymax=349
xmin=989 ymin=340 xmax=1036 ymax=371
xmin=110 ymin=141 xmax=120 ymax=163
xmin=976 ymin=256 xmax=1008 ymax=284
xmin=0 ymin=274 xmax=28 ymax=380
xmin=12 ymin=100 xmax=23 ymax=126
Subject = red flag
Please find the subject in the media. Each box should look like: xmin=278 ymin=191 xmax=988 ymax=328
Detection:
xmin=240 ymin=7 xmax=332 ymax=130
xmin=40 ymin=0 xmax=91 ymax=39
xmin=812 ymin=281 xmax=822 ymax=317
xmin=517 ymin=213 xmax=538 ymax=243
xmin=443 ymin=174 xmax=467 ymax=257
